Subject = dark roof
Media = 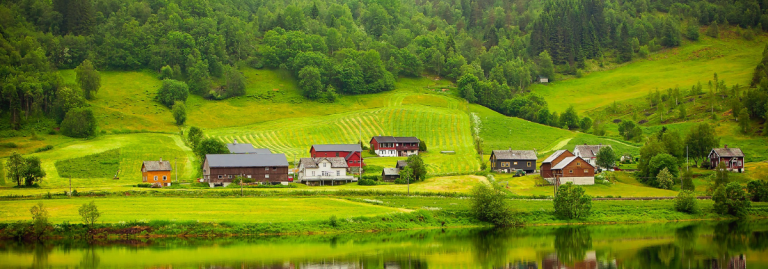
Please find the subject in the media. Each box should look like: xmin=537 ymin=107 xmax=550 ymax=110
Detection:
xmin=143 ymin=160 xmax=172 ymax=171
xmin=299 ymin=157 xmax=348 ymax=168
xmin=382 ymin=168 xmax=400 ymax=176
xmin=712 ymin=147 xmax=744 ymax=158
xmin=542 ymin=150 xmax=568 ymax=164
xmin=312 ymin=144 xmax=362 ymax=152
xmin=226 ymin=143 xmax=272 ymax=154
xmin=551 ymin=156 xmax=594 ymax=170
xmin=396 ymin=160 xmax=409 ymax=168
xmin=371 ymin=136 xmax=420 ymax=143
xmin=574 ymin=145 xmax=612 ymax=158
xmin=491 ymin=150 xmax=537 ymax=160
xmin=206 ymin=154 xmax=288 ymax=168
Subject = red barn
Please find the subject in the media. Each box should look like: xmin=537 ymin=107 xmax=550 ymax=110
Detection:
xmin=709 ymin=145 xmax=745 ymax=172
xmin=540 ymin=149 xmax=575 ymax=179
xmin=310 ymin=144 xmax=364 ymax=168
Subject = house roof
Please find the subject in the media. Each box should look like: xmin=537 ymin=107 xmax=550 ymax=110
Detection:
xmin=299 ymin=157 xmax=349 ymax=168
xmin=574 ymin=145 xmax=612 ymax=158
xmin=396 ymin=160 xmax=409 ymax=168
xmin=552 ymin=156 xmax=594 ymax=170
xmin=206 ymin=154 xmax=288 ymax=168
xmin=383 ymin=168 xmax=400 ymax=176
xmin=312 ymin=144 xmax=362 ymax=152
xmin=226 ymin=143 xmax=272 ymax=154
xmin=371 ymin=136 xmax=420 ymax=143
xmin=712 ymin=147 xmax=744 ymax=158
xmin=491 ymin=150 xmax=537 ymax=160
xmin=542 ymin=150 xmax=569 ymax=164
xmin=143 ymin=160 xmax=172 ymax=171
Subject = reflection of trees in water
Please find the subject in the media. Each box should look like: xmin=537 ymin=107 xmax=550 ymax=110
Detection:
xmin=471 ymin=228 xmax=513 ymax=268
xmin=713 ymin=221 xmax=751 ymax=255
xmin=635 ymin=243 xmax=681 ymax=268
xmin=554 ymin=226 xmax=592 ymax=264
xmin=79 ymin=247 xmax=100 ymax=269
xmin=31 ymin=242 xmax=53 ymax=269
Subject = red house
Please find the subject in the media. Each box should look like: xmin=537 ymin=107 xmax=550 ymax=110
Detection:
xmin=369 ymin=136 xmax=420 ymax=157
xmin=709 ymin=145 xmax=745 ymax=172
xmin=310 ymin=144 xmax=364 ymax=168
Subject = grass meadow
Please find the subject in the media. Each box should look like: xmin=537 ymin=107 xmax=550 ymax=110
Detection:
xmin=0 ymin=197 xmax=408 ymax=223
xmin=532 ymin=31 xmax=767 ymax=113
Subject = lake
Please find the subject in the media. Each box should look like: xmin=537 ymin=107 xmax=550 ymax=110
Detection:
xmin=1 ymin=220 xmax=767 ymax=268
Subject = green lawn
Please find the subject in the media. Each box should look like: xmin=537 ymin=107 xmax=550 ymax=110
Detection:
xmin=470 ymin=104 xmax=574 ymax=156
xmin=494 ymin=172 xmax=679 ymax=197
xmin=532 ymin=33 xmax=767 ymax=113
xmin=0 ymin=197 xmax=407 ymax=223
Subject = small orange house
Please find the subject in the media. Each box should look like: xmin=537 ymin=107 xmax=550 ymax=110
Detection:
xmin=142 ymin=158 xmax=172 ymax=187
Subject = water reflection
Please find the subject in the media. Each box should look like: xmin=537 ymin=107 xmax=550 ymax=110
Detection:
xmin=1 ymin=220 xmax=766 ymax=268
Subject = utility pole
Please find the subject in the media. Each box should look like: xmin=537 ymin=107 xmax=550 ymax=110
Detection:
xmin=175 ymin=157 xmax=178 ymax=183
xmin=69 ymin=177 xmax=72 ymax=197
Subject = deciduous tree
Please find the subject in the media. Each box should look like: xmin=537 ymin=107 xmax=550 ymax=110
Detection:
xmin=75 ymin=59 xmax=101 ymax=100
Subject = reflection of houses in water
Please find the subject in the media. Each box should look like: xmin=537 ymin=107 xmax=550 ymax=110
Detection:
xmin=540 ymin=251 xmax=615 ymax=269
xmin=707 ymin=254 xmax=746 ymax=269
xmin=494 ymin=261 xmax=538 ymax=269
xmin=301 ymin=262 xmax=360 ymax=269
xmin=201 ymin=263 xmax=295 ymax=269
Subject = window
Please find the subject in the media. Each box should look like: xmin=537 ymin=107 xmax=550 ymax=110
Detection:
xmin=273 ymin=167 xmax=277 ymax=170
xmin=228 ymin=175 xmax=232 ymax=179
xmin=154 ymin=176 xmax=158 ymax=181
xmin=265 ymin=174 xmax=270 ymax=179
xmin=513 ymin=162 xmax=518 ymax=165
xmin=323 ymin=162 xmax=326 ymax=168
xmin=336 ymin=153 xmax=339 ymax=157
xmin=336 ymin=171 xmax=340 ymax=176
xmin=501 ymin=162 xmax=510 ymax=167
xmin=577 ymin=162 xmax=581 ymax=166
xmin=527 ymin=162 xmax=531 ymax=167
xmin=265 ymin=167 xmax=269 ymax=171
xmin=163 ymin=176 xmax=167 ymax=181
xmin=218 ymin=175 xmax=223 ymax=179
xmin=584 ymin=169 xmax=588 ymax=173
xmin=312 ymin=171 xmax=315 ymax=176
xmin=569 ymin=170 xmax=573 ymax=174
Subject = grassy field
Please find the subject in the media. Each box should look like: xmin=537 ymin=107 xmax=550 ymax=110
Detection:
xmin=0 ymin=197 xmax=408 ymax=223
xmin=493 ymin=172 xmax=679 ymax=197
xmin=532 ymin=32 xmax=767 ymax=113
xmin=470 ymin=104 xmax=574 ymax=156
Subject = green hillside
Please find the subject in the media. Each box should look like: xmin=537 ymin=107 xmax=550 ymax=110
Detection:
xmin=533 ymin=33 xmax=767 ymax=113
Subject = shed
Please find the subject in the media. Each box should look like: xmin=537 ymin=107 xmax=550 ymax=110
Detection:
xmin=382 ymin=168 xmax=400 ymax=182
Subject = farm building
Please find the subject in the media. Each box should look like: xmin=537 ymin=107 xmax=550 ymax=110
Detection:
xmin=573 ymin=144 xmax=612 ymax=169
xmin=297 ymin=157 xmax=355 ymax=186
xmin=227 ymin=139 xmax=272 ymax=154
xmin=549 ymin=156 xmax=595 ymax=185
xmin=396 ymin=160 xmax=409 ymax=169
xmin=142 ymin=158 xmax=172 ymax=187
xmin=382 ymin=168 xmax=400 ymax=182
xmin=540 ymin=150 xmax=575 ymax=179
xmin=538 ymin=76 xmax=549 ymax=83
xmin=709 ymin=145 xmax=745 ymax=172
xmin=369 ymin=136 xmax=421 ymax=157
xmin=310 ymin=144 xmax=364 ymax=169
xmin=490 ymin=149 xmax=537 ymax=173
xmin=203 ymin=153 xmax=289 ymax=187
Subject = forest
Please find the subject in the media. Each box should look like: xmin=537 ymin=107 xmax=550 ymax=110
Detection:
xmin=1 ymin=0 xmax=768 ymax=133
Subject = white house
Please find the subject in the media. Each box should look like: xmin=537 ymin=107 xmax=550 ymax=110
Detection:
xmin=297 ymin=157 xmax=355 ymax=186
xmin=573 ymin=144 xmax=612 ymax=170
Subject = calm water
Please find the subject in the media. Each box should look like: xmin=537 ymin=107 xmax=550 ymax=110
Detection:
xmin=1 ymin=220 xmax=767 ymax=269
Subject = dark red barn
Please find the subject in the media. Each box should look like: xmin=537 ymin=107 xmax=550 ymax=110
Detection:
xmin=309 ymin=144 xmax=364 ymax=168
xmin=709 ymin=145 xmax=745 ymax=172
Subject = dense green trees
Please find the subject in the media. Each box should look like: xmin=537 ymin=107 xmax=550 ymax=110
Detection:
xmin=596 ymin=146 xmax=616 ymax=170
xmin=685 ymin=123 xmax=719 ymax=166
xmin=6 ymin=152 xmax=46 ymax=187
xmin=187 ymin=126 xmax=204 ymax=150
xmin=195 ymin=138 xmax=228 ymax=160
xmin=713 ymin=182 xmax=751 ymax=218
xmin=60 ymin=108 xmax=97 ymax=138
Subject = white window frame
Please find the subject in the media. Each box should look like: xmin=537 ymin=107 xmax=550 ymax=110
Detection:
xmin=162 ymin=176 xmax=167 ymax=181
xmin=265 ymin=174 xmax=270 ymax=179
xmin=154 ymin=176 xmax=158 ymax=181
xmin=218 ymin=175 xmax=223 ymax=179
xmin=336 ymin=170 xmax=340 ymax=176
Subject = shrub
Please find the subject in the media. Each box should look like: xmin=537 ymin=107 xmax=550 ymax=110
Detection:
xmin=675 ymin=190 xmax=698 ymax=213
xmin=34 ymin=145 xmax=54 ymax=153
xmin=554 ymin=183 xmax=592 ymax=219
xmin=747 ymin=180 xmax=768 ymax=202
xmin=680 ymin=169 xmax=695 ymax=191
xmin=0 ymin=142 xmax=18 ymax=148
xmin=471 ymin=184 xmax=517 ymax=226
xmin=329 ymin=215 xmax=339 ymax=227
xmin=656 ymin=167 xmax=675 ymax=190
xmin=172 ymin=102 xmax=186 ymax=125
xmin=156 ymin=79 xmax=189 ymax=108
xmin=60 ymin=108 xmax=97 ymax=138
xmin=713 ymin=182 xmax=751 ymax=218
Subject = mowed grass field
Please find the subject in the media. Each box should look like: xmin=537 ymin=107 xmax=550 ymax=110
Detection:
xmin=0 ymin=197 xmax=408 ymax=223
xmin=532 ymin=32 xmax=767 ymax=113
xmin=494 ymin=173 xmax=679 ymax=197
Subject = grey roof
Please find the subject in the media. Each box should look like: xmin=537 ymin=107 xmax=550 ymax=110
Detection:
xmin=574 ymin=145 xmax=612 ymax=158
xmin=206 ymin=154 xmax=288 ymax=168
xmin=542 ymin=150 xmax=568 ymax=164
xmin=491 ymin=150 xmax=537 ymax=160
xmin=712 ymin=147 xmax=744 ymax=157
xmin=371 ymin=136 xmax=420 ymax=143
xmin=383 ymin=168 xmax=400 ymax=176
xmin=299 ymin=157 xmax=348 ymax=168
xmin=552 ymin=156 xmax=594 ymax=170
xmin=396 ymin=160 xmax=409 ymax=168
xmin=226 ymin=143 xmax=272 ymax=154
xmin=312 ymin=144 xmax=362 ymax=152
xmin=143 ymin=160 xmax=172 ymax=171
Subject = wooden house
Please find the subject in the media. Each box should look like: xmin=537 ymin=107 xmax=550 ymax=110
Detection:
xmin=490 ymin=149 xmax=537 ymax=173
xmin=297 ymin=157 xmax=354 ymax=186
xmin=227 ymin=139 xmax=272 ymax=154
xmin=203 ymin=153 xmax=289 ymax=187
xmin=382 ymin=168 xmax=400 ymax=182
xmin=142 ymin=158 xmax=172 ymax=187
xmin=709 ymin=145 xmax=745 ymax=172
xmin=396 ymin=160 xmax=409 ymax=169
xmin=310 ymin=144 xmax=364 ymax=168
xmin=540 ymin=150 xmax=575 ymax=179
xmin=550 ymin=156 xmax=595 ymax=185
xmin=369 ymin=136 xmax=420 ymax=157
